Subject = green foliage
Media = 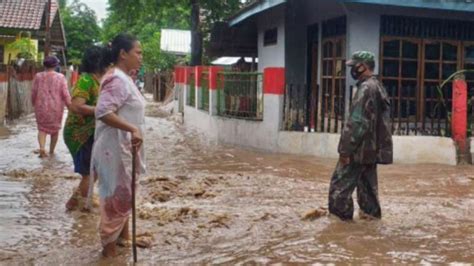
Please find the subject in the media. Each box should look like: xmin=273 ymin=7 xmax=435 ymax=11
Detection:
xmin=69 ymin=58 xmax=81 ymax=66
xmin=61 ymin=0 xmax=101 ymax=66
xmin=58 ymin=0 xmax=67 ymax=9
xmin=6 ymin=36 xmax=37 ymax=60
xmin=102 ymin=0 xmax=244 ymax=71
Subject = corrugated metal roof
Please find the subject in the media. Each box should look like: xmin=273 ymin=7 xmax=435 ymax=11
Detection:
xmin=211 ymin=57 xmax=258 ymax=65
xmin=229 ymin=0 xmax=286 ymax=26
xmin=0 ymin=0 xmax=59 ymax=30
xmin=229 ymin=0 xmax=474 ymax=26
xmin=341 ymin=0 xmax=474 ymax=12
xmin=160 ymin=29 xmax=191 ymax=55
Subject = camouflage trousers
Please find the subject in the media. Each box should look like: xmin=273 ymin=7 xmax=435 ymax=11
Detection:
xmin=328 ymin=162 xmax=381 ymax=220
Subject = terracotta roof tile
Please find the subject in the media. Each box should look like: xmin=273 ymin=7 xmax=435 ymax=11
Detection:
xmin=0 ymin=0 xmax=58 ymax=30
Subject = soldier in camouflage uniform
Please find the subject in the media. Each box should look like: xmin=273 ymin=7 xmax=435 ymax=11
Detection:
xmin=328 ymin=51 xmax=393 ymax=221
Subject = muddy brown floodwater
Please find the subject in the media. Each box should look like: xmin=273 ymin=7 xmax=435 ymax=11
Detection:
xmin=1 ymin=100 xmax=473 ymax=264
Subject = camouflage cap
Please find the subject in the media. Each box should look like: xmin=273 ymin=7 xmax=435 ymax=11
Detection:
xmin=346 ymin=51 xmax=375 ymax=66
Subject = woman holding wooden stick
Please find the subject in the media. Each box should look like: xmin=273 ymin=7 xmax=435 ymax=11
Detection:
xmin=89 ymin=33 xmax=148 ymax=257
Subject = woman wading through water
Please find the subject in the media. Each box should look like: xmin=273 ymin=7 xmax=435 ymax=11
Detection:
xmin=31 ymin=56 xmax=71 ymax=158
xmin=64 ymin=46 xmax=111 ymax=211
xmin=88 ymin=33 xmax=150 ymax=257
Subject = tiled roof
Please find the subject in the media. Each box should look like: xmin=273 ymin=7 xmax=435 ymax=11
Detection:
xmin=0 ymin=0 xmax=58 ymax=30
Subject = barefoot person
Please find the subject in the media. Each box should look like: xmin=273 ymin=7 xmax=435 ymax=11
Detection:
xmin=64 ymin=46 xmax=111 ymax=211
xmin=32 ymin=56 xmax=71 ymax=158
xmin=89 ymin=33 xmax=147 ymax=257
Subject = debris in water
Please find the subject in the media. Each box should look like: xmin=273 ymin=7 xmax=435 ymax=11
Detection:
xmin=176 ymin=175 xmax=189 ymax=181
xmin=253 ymin=212 xmax=277 ymax=222
xmin=2 ymin=169 xmax=29 ymax=178
xmin=150 ymin=190 xmax=172 ymax=203
xmin=192 ymin=188 xmax=206 ymax=198
xmin=301 ymin=207 xmax=328 ymax=221
xmin=208 ymin=214 xmax=231 ymax=229
xmin=140 ymin=176 xmax=172 ymax=185
xmin=139 ymin=206 xmax=198 ymax=225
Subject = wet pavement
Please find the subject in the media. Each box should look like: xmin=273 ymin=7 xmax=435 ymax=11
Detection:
xmin=0 ymin=101 xmax=473 ymax=264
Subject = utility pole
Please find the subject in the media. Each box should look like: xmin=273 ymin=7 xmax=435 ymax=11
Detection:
xmin=44 ymin=0 xmax=52 ymax=56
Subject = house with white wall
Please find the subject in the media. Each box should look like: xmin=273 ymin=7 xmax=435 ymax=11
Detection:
xmin=175 ymin=0 xmax=474 ymax=165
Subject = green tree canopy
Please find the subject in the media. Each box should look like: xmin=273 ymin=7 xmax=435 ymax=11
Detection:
xmin=61 ymin=0 xmax=101 ymax=65
xmin=102 ymin=0 xmax=245 ymax=71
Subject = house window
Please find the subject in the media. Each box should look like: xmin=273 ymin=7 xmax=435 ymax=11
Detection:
xmin=263 ymin=28 xmax=277 ymax=46
xmin=320 ymin=16 xmax=346 ymax=133
xmin=380 ymin=37 xmax=420 ymax=122
xmin=421 ymin=40 xmax=459 ymax=121
xmin=380 ymin=15 xmax=474 ymax=136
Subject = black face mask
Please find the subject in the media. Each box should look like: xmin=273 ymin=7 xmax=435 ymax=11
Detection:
xmin=350 ymin=63 xmax=367 ymax=80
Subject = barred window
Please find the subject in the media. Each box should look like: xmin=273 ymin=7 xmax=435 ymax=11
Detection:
xmin=379 ymin=15 xmax=474 ymax=135
xmin=320 ymin=16 xmax=346 ymax=133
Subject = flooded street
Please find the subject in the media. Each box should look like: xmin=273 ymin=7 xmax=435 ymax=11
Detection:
xmin=1 ymin=101 xmax=473 ymax=264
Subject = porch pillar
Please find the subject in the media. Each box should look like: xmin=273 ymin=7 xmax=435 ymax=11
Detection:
xmin=452 ymin=75 xmax=470 ymax=164
xmin=263 ymin=67 xmax=285 ymax=131
xmin=209 ymin=66 xmax=222 ymax=115
xmin=183 ymin=66 xmax=192 ymax=109
xmin=195 ymin=66 xmax=205 ymax=110
xmin=174 ymin=66 xmax=185 ymax=113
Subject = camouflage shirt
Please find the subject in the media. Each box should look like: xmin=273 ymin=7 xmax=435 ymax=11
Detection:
xmin=338 ymin=76 xmax=393 ymax=164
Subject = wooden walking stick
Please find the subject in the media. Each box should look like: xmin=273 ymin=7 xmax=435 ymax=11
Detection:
xmin=131 ymin=145 xmax=138 ymax=263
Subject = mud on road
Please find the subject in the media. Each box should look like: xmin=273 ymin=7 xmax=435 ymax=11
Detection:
xmin=0 ymin=102 xmax=473 ymax=264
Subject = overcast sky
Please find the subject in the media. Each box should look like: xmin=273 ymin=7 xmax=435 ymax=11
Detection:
xmin=79 ymin=0 xmax=108 ymax=23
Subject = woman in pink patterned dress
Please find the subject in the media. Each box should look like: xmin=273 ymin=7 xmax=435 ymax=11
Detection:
xmin=89 ymin=33 xmax=147 ymax=257
xmin=31 ymin=56 xmax=71 ymax=158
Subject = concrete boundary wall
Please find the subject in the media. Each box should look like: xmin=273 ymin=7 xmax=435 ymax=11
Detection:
xmin=183 ymin=106 xmax=458 ymax=165
xmin=277 ymin=132 xmax=458 ymax=165
xmin=184 ymin=93 xmax=283 ymax=151
xmin=471 ymin=138 xmax=474 ymax=164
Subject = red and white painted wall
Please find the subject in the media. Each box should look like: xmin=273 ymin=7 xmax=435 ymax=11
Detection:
xmin=0 ymin=72 xmax=8 ymax=124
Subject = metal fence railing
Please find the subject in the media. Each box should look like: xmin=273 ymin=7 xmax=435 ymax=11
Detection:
xmin=282 ymin=84 xmax=309 ymax=131
xmin=388 ymin=84 xmax=451 ymax=137
xmin=200 ymin=71 xmax=209 ymax=112
xmin=283 ymin=81 xmax=456 ymax=137
xmin=283 ymin=83 xmax=348 ymax=133
xmin=217 ymin=72 xmax=263 ymax=120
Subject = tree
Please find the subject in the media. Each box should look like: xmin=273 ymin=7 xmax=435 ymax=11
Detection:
xmin=177 ymin=0 xmax=244 ymax=66
xmin=6 ymin=35 xmax=37 ymax=60
xmin=60 ymin=0 xmax=101 ymax=65
xmin=102 ymin=0 xmax=244 ymax=70
xmin=58 ymin=0 xmax=67 ymax=9
xmin=102 ymin=0 xmax=189 ymax=71
xmin=190 ymin=0 xmax=202 ymax=66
